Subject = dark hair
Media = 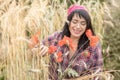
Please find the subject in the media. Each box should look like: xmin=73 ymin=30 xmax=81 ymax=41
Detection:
xmin=62 ymin=9 xmax=95 ymax=51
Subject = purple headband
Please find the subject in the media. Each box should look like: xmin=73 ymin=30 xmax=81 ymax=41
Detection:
xmin=68 ymin=5 xmax=87 ymax=16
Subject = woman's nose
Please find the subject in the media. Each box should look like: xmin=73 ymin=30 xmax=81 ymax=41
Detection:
xmin=76 ymin=23 xmax=81 ymax=28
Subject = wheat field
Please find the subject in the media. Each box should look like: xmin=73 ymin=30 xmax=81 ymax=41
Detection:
xmin=0 ymin=0 xmax=119 ymax=80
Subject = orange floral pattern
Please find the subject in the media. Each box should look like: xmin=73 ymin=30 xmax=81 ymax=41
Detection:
xmin=90 ymin=36 xmax=99 ymax=48
xmin=29 ymin=31 xmax=40 ymax=48
xmin=55 ymin=51 xmax=63 ymax=62
xmin=86 ymin=29 xmax=99 ymax=48
xmin=86 ymin=29 xmax=93 ymax=38
xmin=58 ymin=36 xmax=75 ymax=51
xmin=48 ymin=45 xmax=57 ymax=54
xmin=42 ymin=31 xmax=103 ymax=80
xmin=47 ymin=36 xmax=75 ymax=63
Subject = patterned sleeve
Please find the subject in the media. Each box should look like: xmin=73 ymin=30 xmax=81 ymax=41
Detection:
xmin=42 ymin=31 xmax=62 ymax=80
xmin=42 ymin=31 xmax=61 ymax=46
xmin=93 ymin=43 xmax=103 ymax=68
xmin=91 ymin=42 xmax=103 ymax=80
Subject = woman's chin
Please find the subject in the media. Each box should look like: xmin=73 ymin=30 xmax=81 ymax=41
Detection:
xmin=71 ymin=33 xmax=81 ymax=38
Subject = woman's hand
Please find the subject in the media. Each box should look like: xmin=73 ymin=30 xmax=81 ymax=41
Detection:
xmin=30 ymin=44 xmax=48 ymax=56
xmin=39 ymin=44 xmax=48 ymax=56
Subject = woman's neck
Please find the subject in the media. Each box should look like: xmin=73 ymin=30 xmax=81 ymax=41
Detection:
xmin=69 ymin=36 xmax=79 ymax=59
xmin=70 ymin=36 xmax=79 ymax=45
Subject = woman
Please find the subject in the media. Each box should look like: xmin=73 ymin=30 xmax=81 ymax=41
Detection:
xmin=36 ymin=4 xmax=103 ymax=80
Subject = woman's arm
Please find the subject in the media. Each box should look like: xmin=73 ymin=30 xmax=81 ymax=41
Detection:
xmin=30 ymin=31 xmax=61 ymax=56
xmin=91 ymin=42 xmax=103 ymax=80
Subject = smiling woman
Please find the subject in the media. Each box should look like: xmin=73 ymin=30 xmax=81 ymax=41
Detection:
xmin=38 ymin=4 xmax=103 ymax=80
xmin=69 ymin=14 xmax=87 ymax=40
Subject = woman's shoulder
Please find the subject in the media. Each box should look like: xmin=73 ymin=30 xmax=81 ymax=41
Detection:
xmin=42 ymin=31 xmax=62 ymax=45
xmin=52 ymin=31 xmax=62 ymax=36
xmin=86 ymin=42 xmax=101 ymax=53
xmin=49 ymin=31 xmax=62 ymax=39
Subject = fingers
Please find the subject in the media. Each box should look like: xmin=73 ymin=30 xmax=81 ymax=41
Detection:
xmin=30 ymin=44 xmax=48 ymax=56
xmin=39 ymin=45 xmax=48 ymax=56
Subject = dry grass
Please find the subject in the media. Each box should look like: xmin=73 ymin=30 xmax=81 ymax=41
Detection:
xmin=0 ymin=0 xmax=117 ymax=80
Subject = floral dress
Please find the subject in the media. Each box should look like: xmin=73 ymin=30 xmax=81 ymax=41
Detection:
xmin=42 ymin=31 xmax=103 ymax=80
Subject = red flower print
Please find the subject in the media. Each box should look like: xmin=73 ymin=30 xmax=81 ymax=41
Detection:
xmin=58 ymin=36 xmax=72 ymax=46
xmin=90 ymin=36 xmax=99 ymax=48
xmin=29 ymin=31 xmax=40 ymax=48
xmin=56 ymin=57 xmax=63 ymax=63
xmin=58 ymin=40 xmax=66 ymax=46
xmin=86 ymin=29 xmax=100 ymax=48
xmin=63 ymin=36 xmax=72 ymax=44
xmin=57 ymin=51 xmax=62 ymax=57
xmin=55 ymin=51 xmax=63 ymax=62
xmin=86 ymin=29 xmax=93 ymax=38
xmin=48 ymin=45 xmax=57 ymax=54
xmin=58 ymin=36 xmax=75 ymax=51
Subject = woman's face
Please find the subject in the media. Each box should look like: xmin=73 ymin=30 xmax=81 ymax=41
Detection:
xmin=69 ymin=14 xmax=87 ymax=39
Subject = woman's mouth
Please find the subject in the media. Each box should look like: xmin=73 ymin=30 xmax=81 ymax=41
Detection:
xmin=73 ymin=29 xmax=81 ymax=34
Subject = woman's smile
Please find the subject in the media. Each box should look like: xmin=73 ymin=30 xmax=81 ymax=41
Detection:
xmin=69 ymin=14 xmax=87 ymax=38
xmin=72 ymin=28 xmax=81 ymax=34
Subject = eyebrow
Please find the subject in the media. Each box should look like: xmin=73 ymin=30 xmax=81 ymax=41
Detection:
xmin=72 ymin=19 xmax=86 ymax=22
xmin=81 ymin=21 xmax=86 ymax=23
xmin=72 ymin=19 xmax=78 ymax=21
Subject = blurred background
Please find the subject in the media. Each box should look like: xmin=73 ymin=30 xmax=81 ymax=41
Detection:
xmin=0 ymin=0 xmax=120 ymax=80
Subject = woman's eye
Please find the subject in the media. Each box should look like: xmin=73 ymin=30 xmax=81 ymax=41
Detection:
xmin=72 ymin=21 xmax=77 ymax=24
xmin=81 ymin=22 xmax=86 ymax=25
